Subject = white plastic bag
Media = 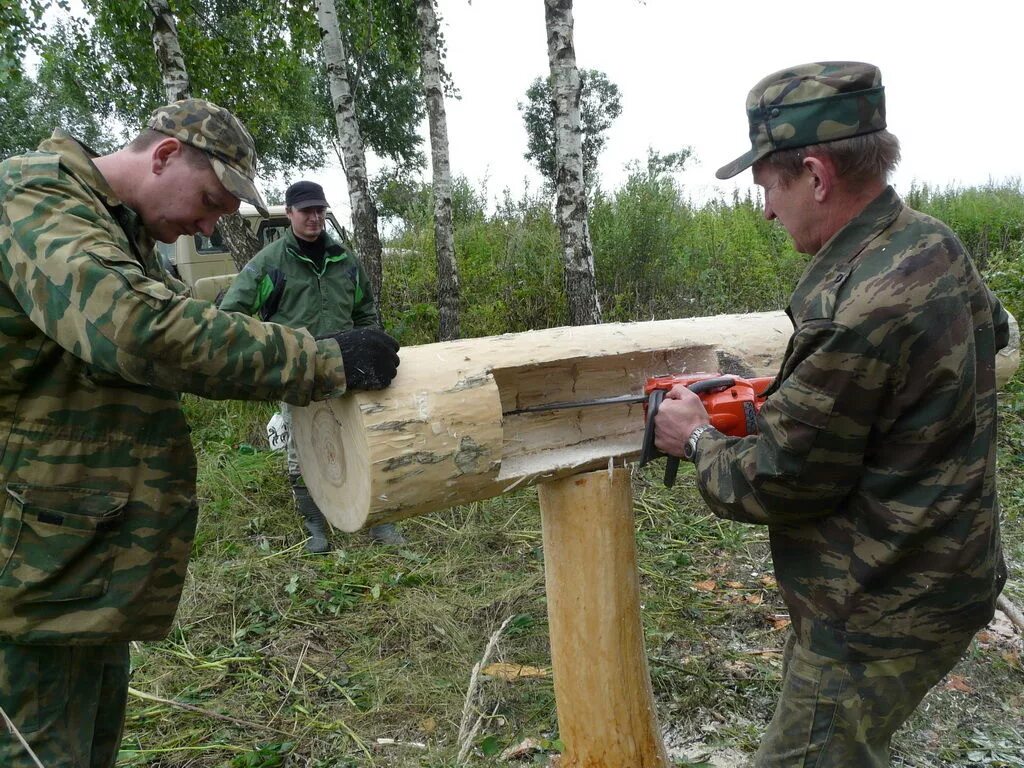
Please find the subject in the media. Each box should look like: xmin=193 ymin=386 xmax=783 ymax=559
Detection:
xmin=266 ymin=411 xmax=289 ymax=452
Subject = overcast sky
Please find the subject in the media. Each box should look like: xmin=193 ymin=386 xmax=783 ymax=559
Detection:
xmin=294 ymin=0 xmax=1024 ymax=222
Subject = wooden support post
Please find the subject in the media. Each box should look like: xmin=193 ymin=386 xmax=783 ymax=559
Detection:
xmin=538 ymin=467 xmax=670 ymax=768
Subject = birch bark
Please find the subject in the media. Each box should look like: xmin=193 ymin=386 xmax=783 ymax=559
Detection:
xmin=544 ymin=0 xmax=601 ymax=326
xmin=146 ymin=0 xmax=189 ymax=103
xmin=146 ymin=0 xmax=262 ymax=271
xmin=315 ymin=0 xmax=385 ymax=305
xmin=416 ymin=0 xmax=460 ymax=341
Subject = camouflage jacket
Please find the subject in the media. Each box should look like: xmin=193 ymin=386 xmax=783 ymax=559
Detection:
xmin=694 ymin=186 xmax=1009 ymax=661
xmin=219 ymin=228 xmax=377 ymax=336
xmin=0 ymin=131 xmax=348 ymax=643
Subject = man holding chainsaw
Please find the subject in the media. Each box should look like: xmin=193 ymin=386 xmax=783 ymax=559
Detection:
xmin=654 ymin=62 xmax=1011 ymax=767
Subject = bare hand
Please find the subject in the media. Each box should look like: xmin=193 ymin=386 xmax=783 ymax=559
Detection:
xmin=653 ymin=384 xmax=711 ymax=457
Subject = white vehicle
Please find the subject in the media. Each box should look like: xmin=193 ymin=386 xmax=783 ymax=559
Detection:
xmin=156 ymin=203 xmax=348 ymax=302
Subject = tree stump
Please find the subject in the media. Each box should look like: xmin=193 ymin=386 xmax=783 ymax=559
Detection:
xmin=539 ymin=467 xmax=670 ymax=767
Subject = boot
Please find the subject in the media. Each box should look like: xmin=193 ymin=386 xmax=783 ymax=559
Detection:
xmin=366 ymin=522 xmax=406 ymax=546
xmin=291 ymin=477 xmax=330 ymax=553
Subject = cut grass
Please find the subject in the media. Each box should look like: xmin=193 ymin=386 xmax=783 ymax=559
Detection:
xmin=117 ymin=374 xmax=1024 ymax=767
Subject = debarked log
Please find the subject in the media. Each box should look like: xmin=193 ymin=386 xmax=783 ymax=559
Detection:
xmin=292 ymin=309 xmax=1021 ymax=532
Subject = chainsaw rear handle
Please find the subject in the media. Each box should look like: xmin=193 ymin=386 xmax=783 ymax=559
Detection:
xmin=640 ymin=378 xmax=735 ymax=487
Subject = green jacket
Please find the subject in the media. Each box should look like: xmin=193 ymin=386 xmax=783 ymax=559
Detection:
xmin=218 ymin=228 xmax=377 ymax=337
xmin=0 ymin=131 xmax=348 ymax=643
xmin=694 ymin=187 xmax=1009 ymax=661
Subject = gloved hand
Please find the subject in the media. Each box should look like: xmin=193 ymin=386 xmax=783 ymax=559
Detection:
xmin=326 ymin=328 xmax=400 ymax=390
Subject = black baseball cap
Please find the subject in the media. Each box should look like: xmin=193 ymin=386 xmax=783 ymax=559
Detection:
xmin=285 ymin=180 xmax=329 ymax=210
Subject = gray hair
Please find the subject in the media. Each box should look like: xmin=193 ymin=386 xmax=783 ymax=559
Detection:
xmin=760 ymin=129 xmax=902 ymax=186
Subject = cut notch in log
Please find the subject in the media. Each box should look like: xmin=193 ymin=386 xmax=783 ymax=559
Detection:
xmin=292 ymin=309 xmax=1020 ymax=533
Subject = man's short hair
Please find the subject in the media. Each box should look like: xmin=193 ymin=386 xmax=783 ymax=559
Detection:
xmin=759 ymin=129 xmax=902 ymax=186
xmin=127 ymin=129 xmax=212 ymax=171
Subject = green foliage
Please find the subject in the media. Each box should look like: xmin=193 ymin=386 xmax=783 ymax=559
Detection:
xmin=518 ymin=68 xmax=622 ymax=187
xmin=0 ymin=72 xmax=50 ymax=157
xmin=380 ymin=182 xmax=565 ymax=344
xmin=230 ymin=742 xmax=293 ymax=768
xmin=905 ymin=179 xmax=1024 ymax=269
xmin=29 ymin=0 xmax=428 ymax=173
xmin=376 ymin=168 xmax=1024 ymax=343
xmin=984 ymin=243 xmax=1024 ymax=323
xmin=0 ymin=0 xmax=67 ymax=84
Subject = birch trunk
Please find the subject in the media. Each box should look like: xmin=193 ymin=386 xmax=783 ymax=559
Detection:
xmin=146 ymin=0 xmax=261 ymax=270
xmin=544 ymin=0 xmax=601 ymax=326
xmin=315 ymin=0 xmax=385 ymax=304
xmin=416 ymin=0 xmax=460 ymax=341
xmin=146 ymin=0 xmax=189 ymax=103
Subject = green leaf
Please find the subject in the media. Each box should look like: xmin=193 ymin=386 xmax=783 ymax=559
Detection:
xmin=478 ymin=735 xmax=502 ymax=757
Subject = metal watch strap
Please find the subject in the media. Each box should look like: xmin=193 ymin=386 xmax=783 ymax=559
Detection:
xmin=683 ymin=424 xmax=714 ymax=462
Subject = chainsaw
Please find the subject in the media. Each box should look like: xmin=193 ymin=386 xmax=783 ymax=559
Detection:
xmin=506 ymin=374 xmax=774 ymax=487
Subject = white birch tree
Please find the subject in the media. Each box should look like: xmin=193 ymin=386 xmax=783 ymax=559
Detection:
xmin=314 ymin=0 xmax=385 ymax=304
xmin=544 ymin=0 xmax=601 ymax=326
xmin=416 ymin=0 xmax=460 ymax=341
xmin=146 ymin=0 xmax=262 ymax=271
xmin=146 ymin=0 xmax=188 ymax=103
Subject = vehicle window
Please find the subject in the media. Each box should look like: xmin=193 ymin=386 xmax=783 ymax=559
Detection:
xmin=192 ymin=212 xmax=348 ymax=254
xmin=194 ymin=230 xmax=226 ymax=254
xmin=324 ymin=216 xmax=345 ymax=243
xmin=255 ymin=218 xmax=291 ymax=246
xmin=255 ymin=215 xmax=346 ymax=246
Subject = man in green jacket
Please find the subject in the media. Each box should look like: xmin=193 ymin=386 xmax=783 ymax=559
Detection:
xmin=219 ymin=180 xmax=405 ymax=550
xmin=0 ymin=100 xmax=400 ymax=767
xmin=655 ymin=62 xmax=1010 ymax=767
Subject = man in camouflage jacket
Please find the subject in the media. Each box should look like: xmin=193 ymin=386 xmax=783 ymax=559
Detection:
xmin=219 ymin=180 xmax=404 ymax=550
xmin=0 ymin=100 xmax=399 ymax=767
xmin=655 ymin=62 xmax=1011 ymax=767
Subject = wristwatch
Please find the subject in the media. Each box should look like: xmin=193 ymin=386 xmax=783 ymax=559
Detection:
xmin=682 ymin=424 xmax=714 ymax=462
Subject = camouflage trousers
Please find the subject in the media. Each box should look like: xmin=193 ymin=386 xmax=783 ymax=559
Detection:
xmin=0 ymin=642 xmax=129 ymax=768
xmin=753 ymin=631 xmax=971 ymax=767
xmin=279 ymin=402 xmax=301 ymax=476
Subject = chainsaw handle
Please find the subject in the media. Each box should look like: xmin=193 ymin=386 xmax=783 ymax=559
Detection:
xmin=642 ymin=379 xmax=738 ymax=488
xmin=639 ymin=388 xmax=681 ymax=488
xmin=685 ymin=376 xmax=736 ymax=395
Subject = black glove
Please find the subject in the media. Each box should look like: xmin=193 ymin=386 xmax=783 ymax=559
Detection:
xmin=327 ymin=328 xmax=400 ymax=390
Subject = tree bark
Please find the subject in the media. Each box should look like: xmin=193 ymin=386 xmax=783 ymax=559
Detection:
xmin=544 ymin=0 xmax=601 ymax=326
xmin=292 ymin=310 xmax=793 ymax=531
xmin=146 ymin=0 xmax=261 ymax=271
xmin=315 ymin=0 xmax=385 ymax=304
xmin=416 ymin=0 xmax=460 ymax=341
xmin=539 ymin=469 xmax=670 ymax=767
xmin=292 ymin=308 xmax=1021 ymax=532
xmin=217 ymin=212 xmax=264 ymax=272
xmin=146 ymin=0 xmax=190 ymax=103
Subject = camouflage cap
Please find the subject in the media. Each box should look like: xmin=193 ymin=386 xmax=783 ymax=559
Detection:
xmin=715 ymin=62 xmax=886 ymax=180
xmin=147 ymin=99 xmax=269 ymax=216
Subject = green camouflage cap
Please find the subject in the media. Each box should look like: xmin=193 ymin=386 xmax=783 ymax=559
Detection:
xmin=716 ymin=61 xmax=886 ymax=180
xmin=147 ymin=98 xmax=269 ymax=216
